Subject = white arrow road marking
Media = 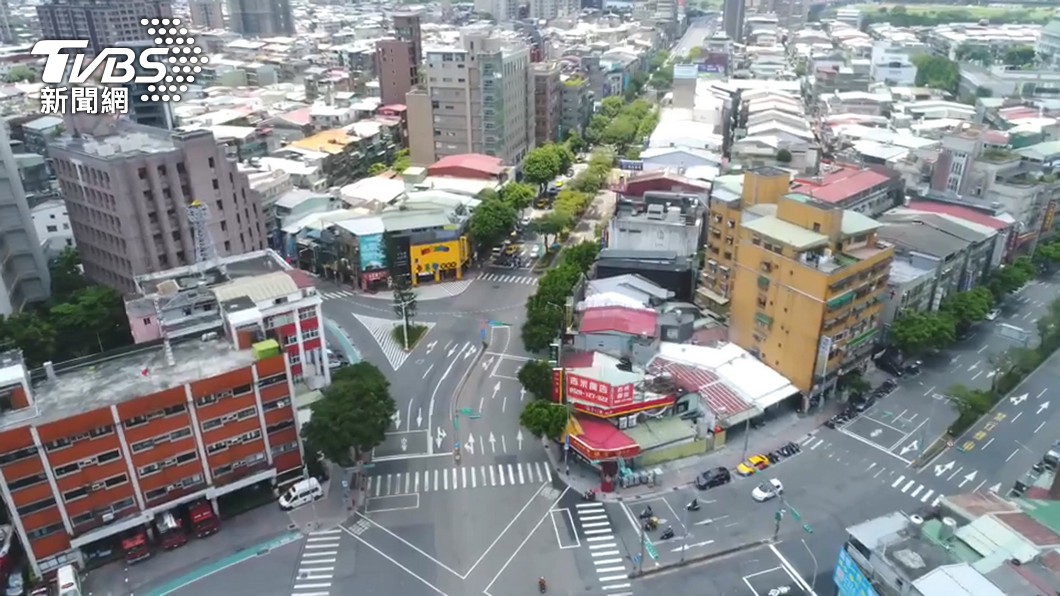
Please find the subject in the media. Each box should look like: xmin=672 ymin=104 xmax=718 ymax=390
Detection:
xmin=870 ymin=429 xmax=882 ymax=438
xmin=425 ymin=340 xmax=437 ymax=355
xmin=1010 ymin=393 xmax=1028 ymax=405
xmin=482 ymin=356 xmax=494 ymax=371
xmin=447 ymin=345 xmax=457 ymax=358
xmin=400 ymin=437 xmax=408 ymax=451
xmin=520 ymin=387 xmax=526 ymax=401
xmin=435 ymin=427 xmax=447 ymax=449
xmin=934 ymin=461 xmax=955 ymax=477
xmin=987 ymin=370 xmax=997 ymax=378
xmin=489 ymin=432 xmax=497 ymax=454
xmin=392 ymin=410 xmax=402 ymax=430
xmin=900 ymin=440 xmax=920 ymax=456
xmin=416 ymin=408 xmax=423 ymax=428
xmin=1038 ymin=401 xmax=1050 ymax=415
xmin=671 ymin=540 xmax=714 ymax=552
xmin=492 ymin=381 xmax=501 ymax=399
xmin=989 ymin=482 xmax=1002 ymax=493
xmin=464 ymin=345 xmax=477 ymax=359
xmin=466 ymin=434 xmax=475 ymax=455
xmin=502 ymin=396 xmax=507 ymax=413
xmin=516 ymin=429 xmax=524 ymax=450
xmin=958 ymin=470 xmax=978 ymax=488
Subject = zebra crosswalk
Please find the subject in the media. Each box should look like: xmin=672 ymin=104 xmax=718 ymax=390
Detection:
xmin=478 ymin=272 xmax=539 ymax=286
xmin=889 ymin=472 xmax=942 ymax=507
xmin=575 ymin=502 xmax=632 ymax=595
xmin=366 ymin=461 xmax=552 ymax=497
xmin=292 ymin=528 xmax=341 ymax=596
xmin=320 ymin=290 xmax=355 ymax=300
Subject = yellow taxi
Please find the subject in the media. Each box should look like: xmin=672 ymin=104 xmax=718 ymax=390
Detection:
xmin=504 ymin=244 xmax=522 ymax=256
xmin=736 ymin=455 xmax=770 ymax=476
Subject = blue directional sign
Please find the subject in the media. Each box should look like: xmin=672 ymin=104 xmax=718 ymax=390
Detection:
xmin=834 ymin=548 xmax=878 ymax=596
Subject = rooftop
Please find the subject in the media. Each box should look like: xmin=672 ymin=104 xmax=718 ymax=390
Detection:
xmin=906 ymin=201 xmax=1009 ymax=232
xmin=134 ymin=250 xmax=290 ymax=297
xmin=878 ymin=222 xmax=972 ymax=258
xmin=289 ymin=128 xmax=360 ymax=154
xmin=429 ymin=153 xmax=504 ymax=177
xmin=742 ymin=215 xmax=829 ymax=250
xmin=579 ymin=306 xmax=657 ymax=338
xmin=791 ymin=165 xmax=891 ymax=204
xmin=2 ymin=336 xmax=256 ymax=429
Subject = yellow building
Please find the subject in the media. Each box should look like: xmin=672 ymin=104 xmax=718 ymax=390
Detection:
xmin=699 ymin=167 xmax=790 ymax=316
xmin=728 ymin=192 xmax=894 ymax=397
xmin=408 ymin=236 xmax=471 ymax=285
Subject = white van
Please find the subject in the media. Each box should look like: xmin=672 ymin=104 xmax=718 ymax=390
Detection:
xmin=279 ymin=478 xmax=323 ymax=510
xmin=56 ymin=564 xmax=82 ymax=596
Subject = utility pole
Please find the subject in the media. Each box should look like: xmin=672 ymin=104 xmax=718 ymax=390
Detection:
xmin=637 ymin=518 xmax=646 ymax=575
xmin=741 ymin=417 xmax=752 ymax=460
xmin=399 ymin=300 xmax=409 ymax=349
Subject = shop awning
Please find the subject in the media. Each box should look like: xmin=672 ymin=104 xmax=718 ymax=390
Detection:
xmin=570 ymin=416 xmax=641 ymax=461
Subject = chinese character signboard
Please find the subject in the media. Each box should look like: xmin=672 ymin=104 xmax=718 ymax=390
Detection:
xmin=572 ymin=394 xmax=675 ymax=418
xmin=551 ymin=368 xmax=564 ymax=403
xmin=565 ymin=373 xmax=612 ymax=407
xmin=833 ymin=548 xmax=878 ymax=596
xmin=611 ymin=383 xmax=635 ymax=406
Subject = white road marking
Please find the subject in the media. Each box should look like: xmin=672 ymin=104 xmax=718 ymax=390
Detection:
xmin=1035 ymin=420 xmax=1048 ymax=434
xmin=902 ymin=480 xmax=915 ymax=494
xmin=911 ymin=485 xmax=923 ymax=498
xmin=920 ymin=489 xmax=934 ymax=503
xmin=1006 ymin=448 xmax=1019 ymax=462
xmin=892 ymin=475 xmax=905 ymax=488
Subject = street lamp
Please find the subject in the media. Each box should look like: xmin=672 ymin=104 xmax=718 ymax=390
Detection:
xmin=397 ymin=298 xmax=412 ymax=350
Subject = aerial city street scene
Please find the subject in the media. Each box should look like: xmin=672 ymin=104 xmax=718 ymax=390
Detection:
xmin=2 ymin=0 xmax=1060 ymax=595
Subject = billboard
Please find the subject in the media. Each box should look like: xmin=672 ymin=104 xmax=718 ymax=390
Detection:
xmin=359 ymin=233 xmax=385 ymax=271
xmin=565 ymin=373 xmax=635 ymax=409
xmin=391 ymin=235 xmax=411 ymax=278
xmin=834 ymin=548 xmax=878 ymax=596
xmin=699 ymin=52 xmax=728 ymax=75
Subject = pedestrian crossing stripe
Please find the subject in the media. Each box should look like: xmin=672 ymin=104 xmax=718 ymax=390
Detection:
xmin=321 ymin=290 xmax=355 ymax=299
xmin=478 ymin=273 xmax=539 ymax=286
xmin=572 ymin=503 xmax=633 ymax=593
xmin=366 ymin=461 xmax=552 ymax=497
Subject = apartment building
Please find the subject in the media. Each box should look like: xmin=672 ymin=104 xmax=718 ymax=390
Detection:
xmin=48 ymin=122 xmax=267 ymax=294
xmin=790 ymin=164 xmax=900 ymax=217
xmin=700 ymin=167 xmax=790 ymax=316
xmin=189 ymin=0 xmax=224 ymax=29
xmin=559 ymin=75 xmax=592 ymax=139
xmin=529 ymin=0 xmax=575 ymax=20
xmin=0 ymin=125 xmax=51 ymax=316
xmin=474 ymin=0 xmax=518 ymax=22
xmin=36 ymin=0 xmax=172 ymax=56
xmin=723 ymin=0 xmax=746 ymax=42
xmin=727 ymin=189 xmax=893 ymax=399
xmin=533 ymin=63 xmax=561 ymax=147
xmin=377 ymin=13 xmax=423 ymax=107
xmin=1040 ymin=20 xmax=1060 ymax=70
xmin=226 ymin=0 xmax=294 ymax=36
xmin=407 ymin=26 xmax=534 ymax=166
xmin=0 ymin=263 xmax=312 ymax=575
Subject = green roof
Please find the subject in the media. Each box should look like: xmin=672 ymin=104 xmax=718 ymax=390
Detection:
xmin=841 ymin=210 xmax=879 ymax=236
xmin=743 ymin=215 xmax=829 ymax=250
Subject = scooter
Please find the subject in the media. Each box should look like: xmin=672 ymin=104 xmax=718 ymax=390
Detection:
xmin=686 ymin=499 xmax=700 ymax=511
xmin=643 ymin=517 xmax=659 ymax=531
xmin=659 ymin=527 xmax=675 ymax=540
xmin=539 ymin=577 xmax=547 ymax=593
xmin=639 ymin=507 xmax=654 ymax=520
xmin=582 ymin=489 xmax=596 ymax=501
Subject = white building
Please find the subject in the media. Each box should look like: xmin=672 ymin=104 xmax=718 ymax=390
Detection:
xmin=30 ymin=200 xmax=76 ymax=258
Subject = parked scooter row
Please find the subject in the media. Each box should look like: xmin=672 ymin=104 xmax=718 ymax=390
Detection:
xmin=826 ymin=379 xmax=899 ymax=428
xmin=765 ymin=441 xmax=802 ymax=464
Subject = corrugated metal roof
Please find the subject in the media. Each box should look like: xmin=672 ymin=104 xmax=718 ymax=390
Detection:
xmin=213 ymin=271 xmax=299 ymax=304
xmin=914 ymin=564 xmax=1005 ymax=596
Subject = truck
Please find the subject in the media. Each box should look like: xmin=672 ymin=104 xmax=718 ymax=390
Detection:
xmin=187 ymin=501 xmax=219 ymax=538
xmin=155 ymin=512 xmax=187 ymax=551
xmin=120 ymin=530 xmax=152 ymax=564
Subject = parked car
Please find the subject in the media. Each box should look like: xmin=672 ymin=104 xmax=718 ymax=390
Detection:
xmin=751 ymin=479 xmax=784 ymax=502
xmin=5 ymin=572 xmax=22 ymax=596
xmin=695 ymin=467 xmax=731 ymax=490
xmin=529 ymin=245 xmax=541 ymax=258
xmin=986 ymin=309 xmax=1000 ymax=321
xmin=736 ymin=455 xmax=770 ymax=476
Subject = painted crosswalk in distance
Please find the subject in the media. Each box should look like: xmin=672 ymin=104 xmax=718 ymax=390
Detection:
xmin=365 ymin=461 xmax=552 ymax=497
xmin=477 ymin=272 xmax=539 ymax=286
xmin=320 ymin=290 xmax=355 ymax=300
xmin=575 ymin=502 xmax=632 ymax=595
xmin=292 ymin=528 xmax=342 ymax=596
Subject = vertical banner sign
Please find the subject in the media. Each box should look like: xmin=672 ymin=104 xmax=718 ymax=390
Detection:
xmin=551 ymin=368 xmax=564 ymax=403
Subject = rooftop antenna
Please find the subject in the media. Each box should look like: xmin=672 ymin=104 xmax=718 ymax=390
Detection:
xmin=187 ymin=200 xmax=225 ymax=276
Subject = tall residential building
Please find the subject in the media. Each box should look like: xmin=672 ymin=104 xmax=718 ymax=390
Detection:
xmin=728 ymin=188 xmax=893 ymax=400
xmin=377 ymin=12 xmax=422 ymax=107
xmin=559 ymin=74 xmax=591 ymax=139
xmin=533 ymin=63 xmax=561 ymax=146
xmin=529 ymin=0 xmax=574 ymax=20
xmin=226 ymin=0 xmax=293 ymax=37
xmin=117 ymin=40 xmax=177 ymax=130
xmin=0 ymin=126 xmax=51 ymax=316
xmin=37 ymin=0 xmax=172 ymax=56
xmin=722 ymin=0 xmax=746 ymax=42
xmin=0 ymin=0 xmax=12 ymax=44
xmin=48 ymin=121 xmax=267 ymax=293
xmin=474 ymin=0 xmax=518 ymax=22
xmin=759 ymin=0 xmax=807 ymax=31
xmin=189 ymin=0 xmax=225 ymax=29
xmin=406 ymin=26 xmax=534 ymax=166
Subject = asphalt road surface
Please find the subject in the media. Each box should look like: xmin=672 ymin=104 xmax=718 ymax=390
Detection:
xmin=674 ymin=17 xmax=714 ymax=59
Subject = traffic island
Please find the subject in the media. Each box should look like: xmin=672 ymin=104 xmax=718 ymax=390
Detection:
xmin=628 ymin=539 xmax=772 ymax=579
xmin=392 ymin=323 xmax=428 ymax=351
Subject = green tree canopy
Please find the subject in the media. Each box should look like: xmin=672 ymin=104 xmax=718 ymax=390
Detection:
xmin=367 ymin=162 xmax=388 ymax=176
xmin=599 ymin=96 xmax=625 ymax=119
xmin=913 ymin=55 xmax=959 ymax=95
xmin=601 ymin=116 xmax=638 ymax=147
xmin=988 ymin=256 xmax=1035 ymax=298
xmin=565 ymin=130 xmax=586 ymax=154
xmin=392 ymin=149 xmax=411 ymax=174
xmin=1002 ymin=45 xmax=1037 ymax=68
xmin=520 ymin=400 xmax=568 ymax=440
xmin=469 ymin=197 xmax=518 ymax=250
xmin=302 ymin=362 xmax=397 ymax=465
xmin=499 ymin=182 xmax=536 ymax=210
xmin=531 ymin=211 xmax=573 ymax=248
xmin=776 ymin=149 xmax=792 ymax=163
xmin=392 ymin=276 xmax=417 ymax=326
xmin=890 ymin=311 xmax=956 ymax=354
xmin=941 ymin=287 xmax=994 ymax=327
xmin=554 ymin=189 xmax=591 ymax=218
xmin=522 ymin=146 xmax=562 ymax=189
xmin=955 ymin=44 xmax=993 ymax=66
xmin=547 ymin=143 xmax=574 ymax=174
xmin=518 ymin=360 xmax=554 ymax=400
xmin=4 ymin=65 xmax=34 ymax=83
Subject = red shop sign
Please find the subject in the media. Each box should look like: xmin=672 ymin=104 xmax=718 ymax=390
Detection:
xmin=551 ymin=368 xmax=564 ymax=403
xmin=566 ymin=373 xmax=612 ymax=407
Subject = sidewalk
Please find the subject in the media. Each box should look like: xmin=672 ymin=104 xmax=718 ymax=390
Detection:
xmin=546 ymin=403 xmax=841 ymax=502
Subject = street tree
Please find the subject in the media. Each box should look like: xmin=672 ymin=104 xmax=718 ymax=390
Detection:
xmin=841 ymin=372 xmax=871 ymax=399
xmin=0 ymin=312 xmax=57 ymax=367
xmin=522 ymin=305 xmax=563 ymax=352
xmin=1002 ymin=45 xmax=1036 ymax=67
xmin=687 ymin=46 xmax=704 ymax=60
xmin=601 ymin=116 xmax=638 ymax=147
xmin=392 ymin=149 xmax=411 ymax=174
xmin=913 ymin=55 xmax=959 ymax=95
xmin=988 ymin=256 xmax=1035 ymax=297
xmin=889 ymin=311 xmax=956 ymax=354
xmin=302 ymin=362 xmax=397 ymax=465
xmin=941 ymin=287 xmax=994 ymax=327
xmin=585 ymin=114 xmax=610 ymax=145
xmin=531 ymin=211 xmax=573 ymax=249
xmin=49 ymin=248 xmax=89 ymax=302
xmin=392 ymin=275 xmax=418 ymax=339
xmin=565 ymin=130 xmax=586 ymax=154
xmin=499 ymin=182 xmax=536 ymax=210
xmin=554 ymin=189 xmax=591 ymax=218
xmin=1034 ymin=241 xmax=1060 ymax=268
xmin=548 ymin=143 xmax=574 ymax=175
xmin=522 ymin=146 xmax=562 ymax=191
xmin=468 ymin=198 xmax=518 ymax=250
xmin=367 ymin=162 xmax=388 ymax=176
xmin=49 ymin=284 xmax=131 ymax=356
xmin=947 ymin=383 xmax=994 ymax=434
xmin=599 ymin=96 xmax=625 ymax=119
xmin=520 ymin=400 xmax=569 ymax=440
xmin=776 ymin=149 xmax=793 ymax=164
xmin=518 ymin=360 xmax=554 ymax=400
xmin=563 ymin=241 xmax=601 ymax=272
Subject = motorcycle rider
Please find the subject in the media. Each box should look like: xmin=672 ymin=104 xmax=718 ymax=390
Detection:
xmin=539 ymin=576 xmax=547 ymax=592
xmin=687 ymin=498 xmax=699 ymax=511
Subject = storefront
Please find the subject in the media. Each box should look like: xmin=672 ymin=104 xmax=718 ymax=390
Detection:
xmin=360 ymin=269 xmax=389 ymax=291
xmin=409 ymin=236 xmax=470 ymax=286
xmin=567 ymin=416 xmax=641 ymax=492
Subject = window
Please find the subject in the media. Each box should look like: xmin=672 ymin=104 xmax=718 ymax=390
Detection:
xmin=97 ymin=449 xmax=120 ymax=463
xmin=258 ymin=374 xmax=287 ymax=388
xmin=64 ymin=487 xmax=88 ymax=502
xmin=201 ymin=418 xmax=222 ymax=431
xmin=54 ymin=463 xmax=79 ymax=477
xmin=289 ymin=353 xmax=301 ymax=365
xmin=26 ymin=522 xmax=64 ymax=540
xmin=104 ymin=473 xmax=128 ymax=488
xmin=263 ymin=398 xmax=291 ymax=412
xmin=302 ymin=328 xmax=320 ymax=341
xmin=0 ymin=445 xmax=37 ymax=465
xmin=8 ymin=472 xmax=47 ymax=491
xmin=267 ymin=420 xmax=294 ymax=434
xmin=46 ymin=225 xmax=58 ymax=232
xmin=18 ymin=499 xmax=55 ymax=516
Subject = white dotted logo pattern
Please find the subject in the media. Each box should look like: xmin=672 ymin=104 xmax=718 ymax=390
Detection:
xmin=138 ymin=18 xmax=207 ymax=103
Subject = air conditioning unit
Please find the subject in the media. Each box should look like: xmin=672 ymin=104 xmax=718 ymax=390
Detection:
xmin=102 ymin=512 xmax=115 ymax=523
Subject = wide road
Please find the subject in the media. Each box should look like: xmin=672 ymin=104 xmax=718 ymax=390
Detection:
xmin=823 ymin=275 xmax=1060 ymax=467
xmin=673 ymin=17 xmax=715 ymax=59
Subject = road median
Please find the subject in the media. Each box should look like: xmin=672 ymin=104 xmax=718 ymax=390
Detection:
xmin=629 ymin=539 xmax=771 ymax=579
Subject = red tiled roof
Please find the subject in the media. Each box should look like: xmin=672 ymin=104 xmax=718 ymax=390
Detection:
xmin=380 ymin=104 xmax=408 ymax=112
xmin=580 ymin=307 xmax=657 ymax=337
xmin=561 ymin=349 xmax=596 ymax=368
xmin=572 ymin=415 xmax=640 ymax=455
xmin=429 ymin=153 xmax=504 ymax=176
xmin=996 ymin=511 xmax=1060 ymax=548
xmin=648 ymin=357 xmax=752 ymax=419
xmin=792 ymin=165 xmax=890 ymax=204
xmin=906 ymin=201 xmax=1008 ymax=231
xmin=999 ymin=106 xmax=1039 ymax=122
xmin=983 ymin=130 xmax=1010 ymax=145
